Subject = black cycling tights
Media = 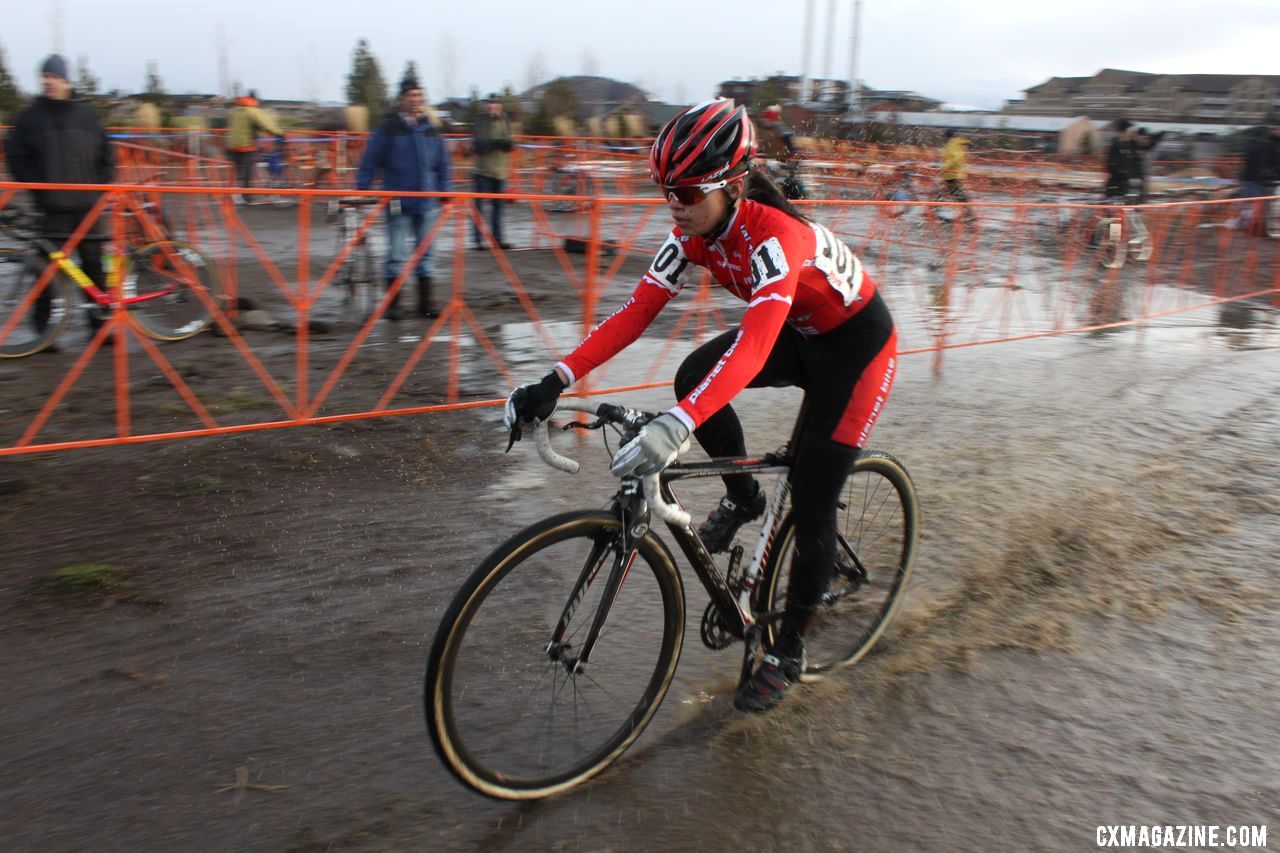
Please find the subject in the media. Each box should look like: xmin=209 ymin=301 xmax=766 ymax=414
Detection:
xmin=673 ymin=297 xmax=893 ymax=649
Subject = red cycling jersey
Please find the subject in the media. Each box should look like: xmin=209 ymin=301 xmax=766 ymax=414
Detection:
xmin=558 ymin=199 xmax=881 ymax=431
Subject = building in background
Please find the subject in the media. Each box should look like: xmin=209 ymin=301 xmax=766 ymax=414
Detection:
xmin=1006 ymin=69 xmax=1280 ymax=125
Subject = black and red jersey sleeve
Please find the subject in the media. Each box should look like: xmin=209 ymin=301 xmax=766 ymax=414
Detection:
xmin=557 ymin=230 xmax=699 ymax=384
xmin=671 ymin=228 xmax=804 ymax=431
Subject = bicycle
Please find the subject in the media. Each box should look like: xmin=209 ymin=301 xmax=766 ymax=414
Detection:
xmin=0 ymin=208 xmax=219 ymax=357
xmin=260 ymin=142 xmax=299 ymax=209
xmin=424 ymin=398 xmax=919 ymax=799
xmin=323 ymin=197 xmax=384 ymax=321
xmin=540 ymin=161 xmax=597 ymax=213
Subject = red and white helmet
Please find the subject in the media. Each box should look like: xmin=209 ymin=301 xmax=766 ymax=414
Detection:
xmin=649 ymin=98 xmax=755 ymax=187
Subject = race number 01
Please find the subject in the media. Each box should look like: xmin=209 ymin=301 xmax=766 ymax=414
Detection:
xmin=652 ymin=241 xmax=690 ymax=287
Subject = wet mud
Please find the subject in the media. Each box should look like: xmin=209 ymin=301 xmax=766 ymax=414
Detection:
xmin=1 ymin=204 xmax=1279 ymax=850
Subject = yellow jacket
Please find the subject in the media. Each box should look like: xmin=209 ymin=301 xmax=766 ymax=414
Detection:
xmin=226 ymin=97 xmax=283 ymax=152
xmin=941 ymin=137 xmax=969 ymax=180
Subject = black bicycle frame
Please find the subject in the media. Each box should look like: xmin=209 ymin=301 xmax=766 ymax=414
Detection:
xmin=553 ymin=398 xmax=811 ymax=671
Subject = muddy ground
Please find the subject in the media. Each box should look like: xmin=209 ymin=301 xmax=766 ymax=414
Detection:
xmin=2 ymin=201 xmax=1279 ymax=851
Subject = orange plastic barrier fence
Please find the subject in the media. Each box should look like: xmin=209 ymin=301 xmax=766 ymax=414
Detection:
xmin=0 ymin=181 xmax=1276 ymax=456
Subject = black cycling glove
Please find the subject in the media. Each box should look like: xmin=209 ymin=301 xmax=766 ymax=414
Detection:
xmin=503 ymin=371 xmax=567 ymax=450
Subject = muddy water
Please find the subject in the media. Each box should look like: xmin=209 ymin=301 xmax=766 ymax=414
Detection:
xmin=416 ymin=306 xmax=1280 ymax=850
xmin=3 ymin=265 xmax=1278 ymax=848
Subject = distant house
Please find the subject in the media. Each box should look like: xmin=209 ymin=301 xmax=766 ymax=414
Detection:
xmin=860 ymin=88 xmax=942 ymax=113
xmin=716 ymin=76 xmax=941 ymax=114
xmin=1008 ymin=69 xmax=1280 ymax=124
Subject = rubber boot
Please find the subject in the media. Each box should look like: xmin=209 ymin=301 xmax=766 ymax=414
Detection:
xmin=417 ymin=275 xmax=439 ymax=319
xmin=384 ymin=278 xmax=404 ymax=321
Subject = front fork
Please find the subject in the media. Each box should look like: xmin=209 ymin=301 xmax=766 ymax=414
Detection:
xmin=547 ymin=478 xmax=650 ymax=674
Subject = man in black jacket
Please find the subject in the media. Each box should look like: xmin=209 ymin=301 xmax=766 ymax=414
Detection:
xmin=1105 ymin=119 xmax=1139 ymax=199
xmin=4 ymin=54 xmax=114 ymax=334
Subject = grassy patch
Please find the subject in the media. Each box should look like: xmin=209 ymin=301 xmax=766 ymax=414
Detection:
xmin=38 ymin=563 xmax=130 ymax=596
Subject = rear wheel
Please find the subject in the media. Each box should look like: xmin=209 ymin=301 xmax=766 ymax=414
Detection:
xmin=425 ymin=510 xmax=685 ymax=800
xmin=124 ymin=242 xmax=218 ymax=341
xmin=761 ymin=451 xmax=919 ymax=678
xmin=0 ymin=252 xmax=74 ymax=358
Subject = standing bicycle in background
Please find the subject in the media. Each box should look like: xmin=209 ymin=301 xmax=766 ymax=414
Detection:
xmin=3 ymin=53 xmax=114 ymax=341
xmin=505 ymin=98 xmax=898 ymax=713
xmin=225 ymin=89 xmax=284 ymax=205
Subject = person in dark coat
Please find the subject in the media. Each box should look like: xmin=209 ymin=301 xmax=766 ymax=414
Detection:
xmin=1104 ymin=119 xmax=1139 ymax=199
xmin=356 ymin=72 xmax=452 ymax=320
xmin=469 ymin=94 xmax=514 ymax=250
xmin=4 ymin=54 xmax=114 ymax=334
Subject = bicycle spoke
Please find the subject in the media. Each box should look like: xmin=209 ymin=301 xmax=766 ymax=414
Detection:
xmin=428 ymin=513 xmax=681 ymax=796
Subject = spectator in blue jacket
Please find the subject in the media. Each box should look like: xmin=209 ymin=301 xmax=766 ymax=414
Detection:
xmin=356 ymin=72 xmax=451 ymax=320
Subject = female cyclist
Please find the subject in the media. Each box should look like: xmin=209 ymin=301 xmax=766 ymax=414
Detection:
xmin=504 ymin=98 xmax=898 ymax=713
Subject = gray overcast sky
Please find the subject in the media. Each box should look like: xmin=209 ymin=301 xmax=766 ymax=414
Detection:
xmin=5 ymin=0 xmax=1280 ymax=110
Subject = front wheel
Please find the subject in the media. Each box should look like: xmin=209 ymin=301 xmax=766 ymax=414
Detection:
xmin=124 ymin=242 xmax=218 ymax=341
xmin=0 ymin=252 xmax=75 ymax=358
xmin=425 ymin=510 xmax=685 ymax=800
xmin=761 ymin=450 xmax=919 ymax=678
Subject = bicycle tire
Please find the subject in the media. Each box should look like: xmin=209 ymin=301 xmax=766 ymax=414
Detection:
xmin=124 ymin=242 xmax=217 ymax=341
xmin=542 ymin=170 xmax=588 ymax=213
xmin=760 ymin=450 xmax=919 ymax=678
xmin=425 ymin=510 xmax=685 ymax=800
xmin=0 ymin=252 xmax=75 ymax=358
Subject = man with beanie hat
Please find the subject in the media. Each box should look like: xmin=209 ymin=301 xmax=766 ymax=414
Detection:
xmin=5 ymin=54 xmax=114 ymax=338
xmin=470 ymin=94 xmax=514 ymax=250
xmin=356 ymin=71 xmax=451 ymax=320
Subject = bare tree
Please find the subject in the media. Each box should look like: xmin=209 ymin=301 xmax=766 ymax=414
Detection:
xmin=524 ymin=50 xmax=549 ymax=92
xmin=439 ymin=34 xmax=458 ymax=99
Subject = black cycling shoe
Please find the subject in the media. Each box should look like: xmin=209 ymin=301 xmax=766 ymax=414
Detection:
xmin=697 ymin=488 xmax=766 ymax=554
xmin=734 ymin=647 xmax=805 ymax=714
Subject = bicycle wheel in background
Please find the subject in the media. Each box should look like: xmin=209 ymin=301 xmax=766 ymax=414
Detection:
xmin=541 ymin=169 xmax=592 ymax=213
xmin=426 ymin=510 xmax=685 ymax=800
xmin=124 ymin=242 xmax=217 ymax=341
xmin=0 ymin=252 xmax=74 ymax=358
xmin=761 ymin=450 xmax=919 ymax=678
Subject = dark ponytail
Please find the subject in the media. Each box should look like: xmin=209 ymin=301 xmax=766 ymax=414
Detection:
xmin=743 ymin=163 xmax=809 ymax=222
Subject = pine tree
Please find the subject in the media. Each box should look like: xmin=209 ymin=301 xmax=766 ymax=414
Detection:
xmin=754 ymin=78 xmax=784 ymax=110
xmin=75 ymin=55 xmax=110 ymax=121
xmin=540 ymin=78 xmax=579 ymax=123
xmin=345 ymin=39 xmax=389 ymax=118
xmin=142 ymin=61 xmax=167 ymax=104
xmin=401 ymin=60 xmax=420 ymax=90
xmin=500 ymin=84 xmax=523 ymax=126
xmin=0 ymin=43 xmax=24 ymax=119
